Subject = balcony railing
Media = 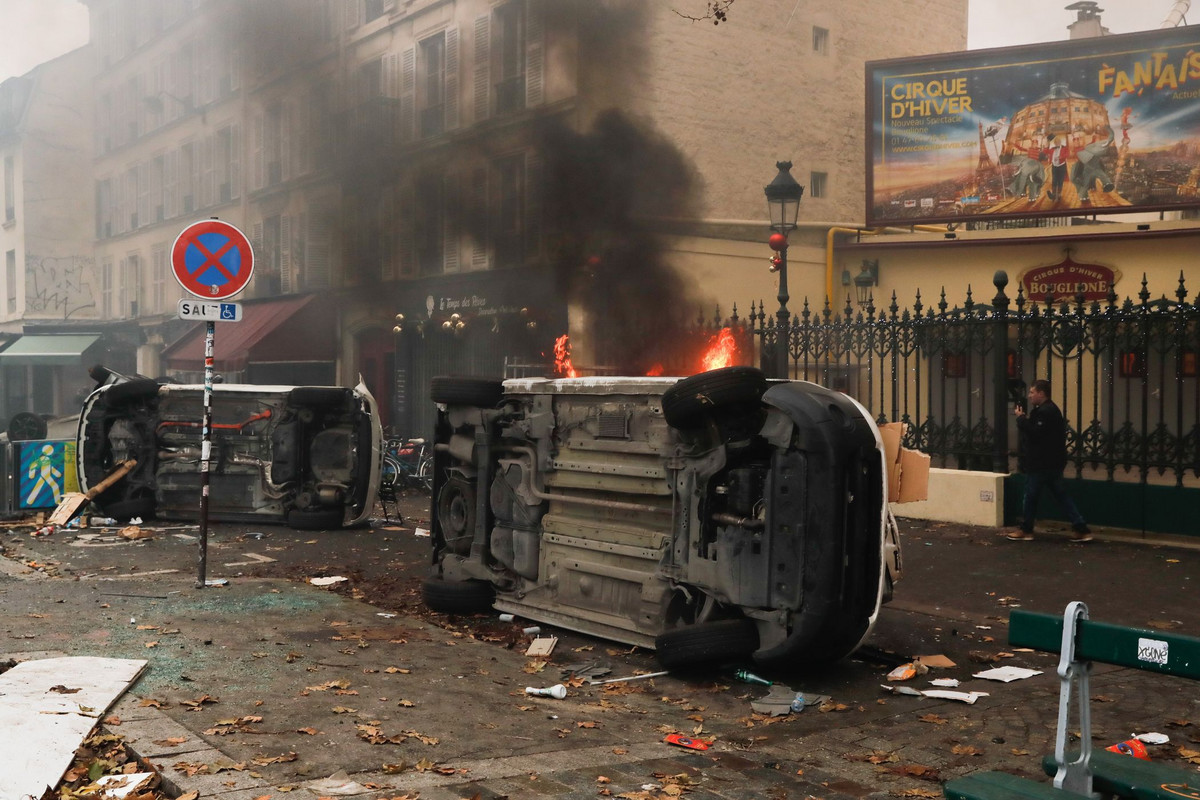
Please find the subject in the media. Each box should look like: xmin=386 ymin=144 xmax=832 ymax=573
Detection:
xmin=495 ymin=75 xmax=525 ymax=114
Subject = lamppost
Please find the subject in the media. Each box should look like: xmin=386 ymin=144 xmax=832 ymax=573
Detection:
xmin=764 ymin=161 xmax=803 ymax=378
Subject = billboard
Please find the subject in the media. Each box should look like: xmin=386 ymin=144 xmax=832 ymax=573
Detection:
xmin=866 ymin=26 xmax=1200 ymax=226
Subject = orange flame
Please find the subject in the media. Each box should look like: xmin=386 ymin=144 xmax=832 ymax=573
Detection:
xmin=700 ymin=328 xmax=737 ymax=371
xmin=554 ymin=334 xmax=578 ymax=378
xmin=645 ymin=363 xmax=664 ymax=376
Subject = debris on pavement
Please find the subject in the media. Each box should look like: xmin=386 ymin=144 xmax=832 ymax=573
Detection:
xmin=118 ymin=525 xmax=153 ymax=540
xmin=750 ymin=683 xmax=797 ymax=716
xmin=562 ymin=662 xmax=612 ymax=682
xmin=733 ymin=668 xmax=772 ymax=686
xmin=525 ymin=684 xmax=568 ymax=699
xmin=1106 ymin=738 xmax=1151 ymax=759
xmin=310 ymin=575 xmax=349 ymax=587
xmin=973 ymin=665 xmax=1043 ymax=682
xmin=306 ymin=769 xmax=371 ymax=796
xmin=930 ymin=678 xmax=961 ymax=687
xmin=915 ymin=654 xmax=957 ymax=668
xmin=413 ymin=526 xmax=430 ymax=537
xmin=526 ymin=636 xmax=558 ymax=657
xmin=93 ymin=771 xmax=156 ymax=799
xmin=887 ymin=661 xmax=930 ymax=681
xmin=1135 ymin=732 xmax=1170 ymax=745
xmin=586 ymin=670 xmax=668 ymax=686
xmin=664 ymin=734 xmax=710 ymax=750
xmin=880 ymin=684 xmax=990 ymax=704
xmin=203 ymin=578 xmax=229 ymax=587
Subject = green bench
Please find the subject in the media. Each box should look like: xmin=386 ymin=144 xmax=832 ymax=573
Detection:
xmin=945 ymin=601 xmax=1200 ymax=800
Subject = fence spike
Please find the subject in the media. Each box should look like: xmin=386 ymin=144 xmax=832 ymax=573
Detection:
xmin=1106 ymin=281 xmax=1118 ymax=308
xmin=889 ymin=291 xmax=899 ymax=319
xmin=1139 ymin=273 xmax=1150 ymax=305
xmin=913 ymin=289 xmax=923 ymax=316
xmin=938 ymin=287 xmax=948 ymax=315
xmin=730 ymin=302 xmax=739 ymax=323
xmin=1178 ymin=271 xmax=1188 ymax=303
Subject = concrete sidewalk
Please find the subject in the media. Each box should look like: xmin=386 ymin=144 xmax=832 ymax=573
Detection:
xmin=2 ymin=512 xmax=1197 ymax=799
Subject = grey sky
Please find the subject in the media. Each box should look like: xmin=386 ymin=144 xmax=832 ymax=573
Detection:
xmin=0 ymin=1 xmax=1190 ymax=84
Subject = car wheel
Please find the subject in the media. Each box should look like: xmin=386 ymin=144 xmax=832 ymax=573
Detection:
xmin=421 ymin=577 xmax=495 ymax=614
xmin=661 ymin=366 xmax=768 ymax=429
xmin=286 ymin=507 xmax=345 ymax=530
xmin=7 ymin=412 xmax=47 ymax=441
xmin=103 ymin=378 xmax=161 ymax=405
xmin=430 ymin=376 xmax=504 ymax=407
xmin=654 ymin=618 xmax=759 ymax=670
xmin=436 ymin=476 xmax=476 ymax=555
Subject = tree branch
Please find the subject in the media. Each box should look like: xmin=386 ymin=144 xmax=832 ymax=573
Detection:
xmin=673 ymin=0 xmax=736 ymax=25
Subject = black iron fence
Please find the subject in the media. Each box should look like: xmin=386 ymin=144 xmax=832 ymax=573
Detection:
xmin=716 ymin=271 xmax=1200 ymax=487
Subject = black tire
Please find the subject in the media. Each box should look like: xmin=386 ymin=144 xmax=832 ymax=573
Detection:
xmin=436 ymin=476 xmax=476 ymax=555
xmin=654 ymin=618 xmax=760 ymax=670
xmin=661 ymin=366 xmax=767 ymax=429
xmin=7 ymin=412 xmax=47 ymax=441
xmin=104 ymin=378 xmax=161 ymax=405
xmin=99 ymin=494 xmax=157 ymax=522
xmin=421 ymin=577 xmax=495 ymax=614
xmin=430 ymin=376 xmax=504 ymax=407
xmin=289 ymin=387 xmax=349 ymax=408
xmin=287 ymin=507 xmax=346 ymax=530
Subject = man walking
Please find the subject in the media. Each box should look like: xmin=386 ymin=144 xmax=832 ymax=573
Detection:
xmin=1008 ymin=379 xmax=1092 ymax=542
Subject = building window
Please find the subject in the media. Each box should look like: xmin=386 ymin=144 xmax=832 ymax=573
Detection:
xmin=494 ymin=2 xmax=525 ymax=114
xmin=5 ymin=250 xmax=15 ymax=314
xmin=4 ymin=156 xmax=13 ymax=222
xmin=493 ymin=154 xmax=525 ymax=266
xmin=120 ymin=254 xmax=142 ymax=318
xmin=813 ymin=26 xmax=829 ymax=55
xmin=216 ymin=125 xmax=235 ymax=202
xmin=152 ymin=245 xmax=167 ymax=313
xmin=364 ymin=0 xmax=385 ymax=23
xmin=810 ymin=171 xmax=827 ymax=199
xmin=101 ymin=258 xmax=113 ymax=318
xmin=419 ymin=33 xmax=446 ymax=137
xmin=415 ymin=171 xmax=444 ymax=274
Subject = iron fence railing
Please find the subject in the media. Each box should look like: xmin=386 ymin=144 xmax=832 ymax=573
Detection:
xmin=717 ymin=271 xmax=1200 ymax=486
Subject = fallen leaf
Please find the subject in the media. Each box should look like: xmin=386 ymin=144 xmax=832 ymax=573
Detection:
xmin=577 ymin=721 xmax=600 ymax=729
xmin=296 ymin=727 xmax=319 ymax=736
xmin=154 ymin=736 xmax=188 ymax=746
xmin=49 ymin=685 xmax=81 ymax=694
xmin=896 ymin=789 xmax=941 ymax=798
xmin=331 ymin=706 xmax=357 ymax=714
xmin=951 ymin=744 xmax=983 ymax=756
xmin=384 ymin=667 xmax=411 ymax=674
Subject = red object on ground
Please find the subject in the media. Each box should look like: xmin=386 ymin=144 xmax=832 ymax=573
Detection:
xmin=664 ymin=734 xmax=709 ymax=751
xmin=1106 ymin=739 xmax=1150 ymax=760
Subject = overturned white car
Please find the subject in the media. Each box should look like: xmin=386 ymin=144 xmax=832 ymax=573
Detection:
xmin=76 ymin=370 xmax=382 ymax=529
xmin=423 ymin=366 xmax=902 ymax=670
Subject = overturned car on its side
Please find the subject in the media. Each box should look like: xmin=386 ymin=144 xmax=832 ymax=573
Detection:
xmin=422 ymin=366 xmax=902 ymax=670
xmin=76 ymin=370 xmax=381 ymax=528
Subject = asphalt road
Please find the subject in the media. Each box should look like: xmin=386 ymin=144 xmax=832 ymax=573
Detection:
xmin=2 ymin=491 xmax=1198 ymax=800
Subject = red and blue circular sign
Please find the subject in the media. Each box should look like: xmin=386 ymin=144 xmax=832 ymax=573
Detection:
xmin=171 ymin=219 xmax=255 ymax=300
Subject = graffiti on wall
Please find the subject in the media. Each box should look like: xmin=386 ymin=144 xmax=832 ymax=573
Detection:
xmin=25 ymin=255 xmax=97 ymax=318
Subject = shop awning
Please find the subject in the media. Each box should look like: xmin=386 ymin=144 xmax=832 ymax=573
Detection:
xmin=0 ymin=334 xmax=100 ymax=365
xmin=163 ymin=295 xmax=334 ymax=373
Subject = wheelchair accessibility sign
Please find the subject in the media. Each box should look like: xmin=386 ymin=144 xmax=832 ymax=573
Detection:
xmin=172 ymin=219 xmax=255 ymax=300
xmin=178 ymin=299 xmax=243 ymax=322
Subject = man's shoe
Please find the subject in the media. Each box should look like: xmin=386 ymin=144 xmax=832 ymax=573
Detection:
xmin=1070 ymin=527 xmax=1093 ymax=543
xmin=1006 ymin=529 xmax=1034 ymax=541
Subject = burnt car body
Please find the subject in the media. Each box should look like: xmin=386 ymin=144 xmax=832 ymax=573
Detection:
xmin=76 ymin=372 xmax=381 ymax=528
xmin=423 ymin=367 xmax=902 ymax=669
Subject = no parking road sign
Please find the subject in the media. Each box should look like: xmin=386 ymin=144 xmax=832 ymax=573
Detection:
xmin=172 ymin=219 xmax=255 ymax=300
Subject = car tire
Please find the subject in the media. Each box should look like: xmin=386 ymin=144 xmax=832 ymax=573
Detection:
xmin=100 ymin=494 xmax=157 ymax=522
xmin=421 ymin=577 xmax=495 ymax=615
xmin=7 ymin=412 xmax=48 ymax=441
xmin=287 ymin=507 xmax=345 ymax=530
xmin=661 ymin=367 xmax=768 ymax=429
xmin=430 ymin=376 xmax=504 ymax=407
xmin=103 ymin=378 xmax=161 ymax=405
xmin=654 ymin=618 xmax=760 ymax=670
xmin=436 ymin=476 xmax=476 ymax=555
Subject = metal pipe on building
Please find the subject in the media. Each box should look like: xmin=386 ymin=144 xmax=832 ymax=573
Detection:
xmin=1161 ymin=0 xmax=1191 ymax=27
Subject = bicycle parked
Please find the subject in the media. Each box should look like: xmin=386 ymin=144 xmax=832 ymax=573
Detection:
xmin=381 ymin=437 xmax=432 ymax=492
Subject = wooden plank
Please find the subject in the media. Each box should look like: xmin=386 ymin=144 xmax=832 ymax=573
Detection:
xmin=0 ymin=656 xmax=147 ymax=800
xmin=1009 ymin=610 xmax=1200 ymax=680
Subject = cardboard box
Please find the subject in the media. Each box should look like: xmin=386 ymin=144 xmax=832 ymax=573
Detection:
xmin=878 ymin=421 xmax=929 ymax=504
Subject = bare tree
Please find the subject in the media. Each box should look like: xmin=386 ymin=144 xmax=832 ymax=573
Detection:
xmin=674 ymin=0 xmax=736 ymax=25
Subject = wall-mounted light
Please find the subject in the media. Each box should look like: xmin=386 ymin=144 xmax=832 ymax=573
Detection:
xmin=853 ymin=259 xmax=879 ymax=308
xmin=392 ymin=313 xmax=405 ymax=334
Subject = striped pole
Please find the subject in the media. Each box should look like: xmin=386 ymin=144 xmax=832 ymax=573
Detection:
xmin=197 ymin=319 xmax=214 ymax=587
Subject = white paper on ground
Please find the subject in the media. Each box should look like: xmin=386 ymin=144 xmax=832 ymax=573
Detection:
xmin=94 ymin=772 xmax=155 ymax=799
xmin=1135 ymin=732 xmax=1170 ymax=745
xmin=930 ymin=678 xmax=961 ymax=687
xmin=973 ymin=666 xmax=1043 ymax=682
xmin=310 ymin=576 xmax=348 ymax=586
xmin=307 ymin=770 xmax=370 ymax=795
xmin=880 ymin=684 xmax=989 ymax=704
xmin=0 ymin=657 xmax=148 ymax=800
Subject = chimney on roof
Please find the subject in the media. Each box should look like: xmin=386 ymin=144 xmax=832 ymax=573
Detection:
xmin=1066 ymin=2 xmax=1110 ymax=38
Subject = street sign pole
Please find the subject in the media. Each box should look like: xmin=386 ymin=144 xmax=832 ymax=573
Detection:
xmin=197 ymin=319 xmax=215 ymax=588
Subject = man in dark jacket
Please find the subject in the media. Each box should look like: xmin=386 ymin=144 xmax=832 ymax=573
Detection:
xmin=1008 ymin=379 xmax=1092 ymax=542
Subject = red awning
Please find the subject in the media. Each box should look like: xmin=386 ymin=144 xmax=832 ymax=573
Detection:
xmin=163 ymin=295 xmax=335 ymax=372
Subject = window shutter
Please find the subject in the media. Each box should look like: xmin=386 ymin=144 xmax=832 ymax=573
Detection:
xmin=399 ymin=47 xmax=416 ymax=142
xmin=398 ymin=179 xmax=415 ymax=276
xmin=308 ymin=210 xmax=331 ymax=289
xmin=345 ymin=0 xmax=360 ymax=30
xmin=137 ymin=162 xmax=150 ymax=229
xmin=165 ymin=151 xmax=177 ymax=218
xmin=525 ymin=152 xmax=543 ymax=258
xmin=252 ymin=111 xmax=264 ymax=191
xmin=281 ymin=101 xmax=293 ymax=182
xmin=231 ymin=123 xmax=241 ymax=198
xmin=385 ymin=52 xmax=399 ymax=99
xmin=443 ymin=171 xmax=460 ymax=273
xmin=444 ymin=27 xmax=459 ymax=131
xmin=473 ymin=15 xmax=490 ymax=123
xmin=200 ymin=135 xmax=214 ymax=208
xmin=280 ymin=215 xmax=293 ymax=293
xmin=470 ymin=167 xmax=488 ymax=269
xmin=525 ymin=0 xmax=544 ymax=107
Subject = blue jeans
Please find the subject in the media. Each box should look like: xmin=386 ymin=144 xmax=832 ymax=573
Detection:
xmin=1021 ymin=470 xmax=1087 ymax=532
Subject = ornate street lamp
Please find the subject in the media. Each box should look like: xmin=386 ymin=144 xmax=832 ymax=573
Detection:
xmin=764 ymin=161 xmax=803 ymax=378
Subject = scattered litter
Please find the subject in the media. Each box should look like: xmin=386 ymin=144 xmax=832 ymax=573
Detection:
xmin=376 ymin=612 xmax=397 ymax=619
xmin=1107 ymin=738 xmax=1151 ymax=759
xmin=733 ymin=669 xmax=772 ymax=686
xmin=31 ymin=525 xmax=55 ymax=537
xmin=930 ymin=678 xmax=961 ymax=687
xmin=244 ymin=532 xmax=265 ymax=540
xmin=525 ymin=684 xmax=567 ymax=699
xmin=522 ymin=626 xmax=541 ymax=636
xmin=562 ymin=662 xmax=611 ymax=682
xmin=664 ymin=734 xmax=709 ymax=750
xmin=499 ymin=613 xmax=515 ymax=622
xmin=413 ymin=527 xmax=430 ymax=537
xmin=915 ymin=654 xmax=957 ymax=669
xmin=306 ymin=770 xmax=371 ymax=796
xmin=887 ymin=662 xmax=929 ymax=681
xmin=751 ymin=684 xmax=796 ymax=716
xmin=792 ymin=692 xmax=831 ymax=709
xmin=310 ymin=576 xmax=348 ymax=587
xmin=973 ymin=666 xmax=1042 ymax=682
xmin=203 ymin=578 xmax=229 ymax=587
xmin=1135 ymin=732 xmax=1169 ymax=745
xmin=881 ymin=684 xmax=989 ymax=704
xmin=525 ymin=636 xmax=558 ymax=658
xmin=587 ymin=670 xmax=667 ymax=686
xmin=128 ymin=517 xmax=143 ymax=525
xmin=119 ymin=526 xmax=153 ymax=540
xmin=91 ymin=517 xmax=119 ymax=526
xmin=93 ymin=772 xmax=156 ymax=799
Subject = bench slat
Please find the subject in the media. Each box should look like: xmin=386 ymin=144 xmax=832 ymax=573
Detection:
xmin=1009 ymin=610 xmax=1200 ymax=680
xmin=945 ymin=771 xmax=1091 ymax=800
xmin=1040 ymin=751 xmax=1200 ymax=800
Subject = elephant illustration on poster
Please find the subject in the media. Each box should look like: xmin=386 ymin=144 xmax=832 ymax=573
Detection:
xmin=1072 ymin=128 xmax=1117 ymax=203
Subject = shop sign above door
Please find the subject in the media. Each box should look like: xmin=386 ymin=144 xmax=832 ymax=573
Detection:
xmin=1018 ymin=253 xmax=1120 ymax=304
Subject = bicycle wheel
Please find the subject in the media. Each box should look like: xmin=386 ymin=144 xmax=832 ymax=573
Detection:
xmin=416 ymin=455 xmax=433 ymax=492
xmin=381 ymin=455 xmax=402 ymax=486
